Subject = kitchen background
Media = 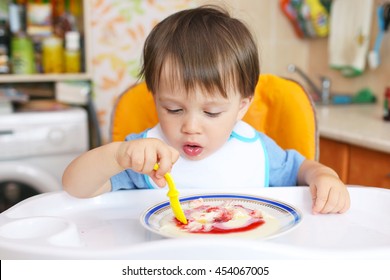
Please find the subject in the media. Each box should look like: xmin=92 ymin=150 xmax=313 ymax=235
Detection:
xmin=1 ymin=0 xmax=390 ymax=211
xmin=90 ymin=0 xmax=389 ymax=143
xmin=0 ymin=0 xmax=388 ymax=141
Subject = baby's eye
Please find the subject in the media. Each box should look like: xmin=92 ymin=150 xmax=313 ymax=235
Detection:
xmin=204 ymin=111 xmax=221 ymax=118
xmin=166 ymin=108 xmax=183 ymax=114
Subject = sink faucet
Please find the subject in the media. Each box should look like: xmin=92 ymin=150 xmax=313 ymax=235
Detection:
xmin=287 ymin=64 xmax=330 ymax=105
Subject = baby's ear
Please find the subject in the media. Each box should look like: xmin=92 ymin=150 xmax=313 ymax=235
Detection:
xmin=237 ymin=97 xmax=253 ymax=120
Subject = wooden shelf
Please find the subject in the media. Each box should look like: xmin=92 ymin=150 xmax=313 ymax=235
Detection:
xmin=0 ymin=73 xmax=92 ymax=83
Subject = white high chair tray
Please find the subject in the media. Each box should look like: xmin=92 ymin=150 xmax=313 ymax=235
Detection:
xmin=0 ymin=186 xmax=389 ymax=259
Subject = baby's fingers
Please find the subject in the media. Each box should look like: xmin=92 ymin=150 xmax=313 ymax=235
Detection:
xmin=336 ymin=190 xmax=350 ymax=214
xmin=311 ymin=185 xmax=350 ymax=214
xmin=155 ymin=146 xmax=180 ymax=177
xmin=310 ymin=184 xmax=329 ymax=214
xmin=319 ymin=184 xmax=350 ymax=214
xmin=318 ymin=187 xmax=342 ymax=214
xmin=150 ymin=175 xmax=167 ymax=188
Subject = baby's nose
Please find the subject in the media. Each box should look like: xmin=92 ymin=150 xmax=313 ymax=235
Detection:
xmin=181 ymin=115 xmax=201 ymax=134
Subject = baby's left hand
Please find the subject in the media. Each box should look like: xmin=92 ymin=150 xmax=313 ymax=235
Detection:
xmin=309 ymin=173 xmax=350 ymax=214
xmin=298 ymin=160 xmax=350 ymax=214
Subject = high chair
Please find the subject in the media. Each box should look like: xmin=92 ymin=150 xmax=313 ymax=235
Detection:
xmin=110 ymin=74 xmax=318 ymax=160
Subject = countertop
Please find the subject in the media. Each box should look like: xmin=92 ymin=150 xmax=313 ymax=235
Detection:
xmin=316 ymin=104 xmax=390 ymax=154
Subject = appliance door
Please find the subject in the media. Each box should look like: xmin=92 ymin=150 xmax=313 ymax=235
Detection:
xmin=0 ymin=162 xmax=62 ymax=212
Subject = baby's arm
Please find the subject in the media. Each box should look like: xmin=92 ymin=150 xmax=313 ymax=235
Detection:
xmin=62 ymin=138 xmax=179 ymax=198
xmin=297 ymin=160 xmax=350 ymax=214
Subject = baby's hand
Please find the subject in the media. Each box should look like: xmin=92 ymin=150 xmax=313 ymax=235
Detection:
xmin=298 ymin=160 xmax=350 ymax=214
xmin=115 ymin=138 xmax=179 ymax=187
xmin=309 ymin=173 xmax=350 ymax=214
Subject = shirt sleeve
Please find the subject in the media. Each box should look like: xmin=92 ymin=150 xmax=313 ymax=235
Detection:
xmin=110 ymin=131 xmax=152 ymax=191
xmin=258 ymin=133 xmax=306 ymax=186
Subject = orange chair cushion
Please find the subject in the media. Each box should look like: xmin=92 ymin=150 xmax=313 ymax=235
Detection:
xmin=111 ymin=74 xmax=317 ymax=160
xmin=111 ymin=82 xmax=158 ymax=141
xmin=243 ymin=74 xmax=317 ymax=160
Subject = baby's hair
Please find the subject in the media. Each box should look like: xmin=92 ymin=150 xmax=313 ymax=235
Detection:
xmin=139 ymin=5 xmax=260 ymax=98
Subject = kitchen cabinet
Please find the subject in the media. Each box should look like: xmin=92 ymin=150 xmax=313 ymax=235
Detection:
xmin=319 ymin=137 xmax=390 ymax=189
xmin=0 ymin=1 xmax=99 ymax=147
xmin=348 ymin=145 xmax=390 ymax=189
xmin=0 ymin=1 xmax=92 ymax=84
xmin=319 ymin=137 xmax=349 ymax=182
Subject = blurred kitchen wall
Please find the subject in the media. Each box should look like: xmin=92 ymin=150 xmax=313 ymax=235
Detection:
xmin=307 ymin=0 xmax=390 ymax=103
xmin=199 ymin=0 xmax=390 ymax=104
xmin=91 ymin=0 xmax=389 ymax=143
xmin=195 ymin=0 xmax=311 ymax=76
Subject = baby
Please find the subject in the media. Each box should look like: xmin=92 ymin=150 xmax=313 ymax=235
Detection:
xmin=62 ymin=5 xmax=350 ymax=215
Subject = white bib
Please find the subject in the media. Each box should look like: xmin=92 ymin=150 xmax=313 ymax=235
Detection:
xmin=144 ymin=121 xmax=268 ymax=189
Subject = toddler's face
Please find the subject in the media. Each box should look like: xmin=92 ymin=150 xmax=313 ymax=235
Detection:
xmin=154 ymin=79 xmax=251 ymax=160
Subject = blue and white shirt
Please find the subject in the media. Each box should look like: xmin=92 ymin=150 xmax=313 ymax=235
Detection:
xmin=110 ymin=121 xmax=305 ymax=191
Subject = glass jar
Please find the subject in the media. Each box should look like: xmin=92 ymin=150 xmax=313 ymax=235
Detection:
xmin=42 ymin=35 xmax=64 ymax=73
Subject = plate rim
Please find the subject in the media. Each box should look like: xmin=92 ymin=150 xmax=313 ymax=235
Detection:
xmin=140 ymin=193 xmax=303 ymax=238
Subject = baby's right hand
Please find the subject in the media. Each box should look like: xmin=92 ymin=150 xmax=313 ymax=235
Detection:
xmin=115 ymin=138 xmax=180 ymax=187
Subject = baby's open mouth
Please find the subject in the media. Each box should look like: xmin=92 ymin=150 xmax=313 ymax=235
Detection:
xmin=183 ymin=144 xmax=203 ymax=157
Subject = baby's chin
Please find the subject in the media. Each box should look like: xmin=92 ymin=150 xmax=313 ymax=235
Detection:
xmin=180 ymin=149 xmax=213 ymax=161
xmin=180 ymin=152 xmax=207 ymax=161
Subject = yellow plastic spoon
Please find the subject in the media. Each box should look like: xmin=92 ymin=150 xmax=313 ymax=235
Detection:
xmin=153 ymin=163 xmax=188 ymax=224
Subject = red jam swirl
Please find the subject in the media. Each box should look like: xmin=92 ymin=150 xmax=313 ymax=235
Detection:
xmin=174 ymin=204 xmax=265 ymax=234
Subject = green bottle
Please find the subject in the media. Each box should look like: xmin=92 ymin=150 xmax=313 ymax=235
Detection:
xmin=11 ymin=34 xmax=35 ymax=74
xmin=9 ymin=1 xmax=35 ymax=74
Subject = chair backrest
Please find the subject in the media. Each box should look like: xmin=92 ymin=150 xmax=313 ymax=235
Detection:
xmin=110 ymin=74 xmax=318 ymax=160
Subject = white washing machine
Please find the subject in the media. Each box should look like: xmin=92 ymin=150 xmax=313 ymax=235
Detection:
xmin=0 ymin=108 xmax=88 ymax=212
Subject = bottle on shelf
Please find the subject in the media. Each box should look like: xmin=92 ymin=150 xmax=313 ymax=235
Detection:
xmin=53 ymin=0 xmax=78 ymax=39
xmin=26 ymin=0 xmax=53 ymax=38
xmin=0 ymin=19 xmax=11 ymax=74
xmin=9 ymin=1 xmax=35 ymax=74
xmin=64 ymin=30 xmax=80 ymax=73
xmin=41 ymin=34 xmax=64 ymax=73
xmin=383 ymin=87 xmax=390 ymax=121
xmin=1 ymin=0 xmax=85 ymax=77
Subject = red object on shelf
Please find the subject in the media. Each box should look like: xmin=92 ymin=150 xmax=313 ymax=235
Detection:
xmin=280 ymin=0 xmax=305 ymax=39
xmin=383 ymin=87 xmax=390 ymax=121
